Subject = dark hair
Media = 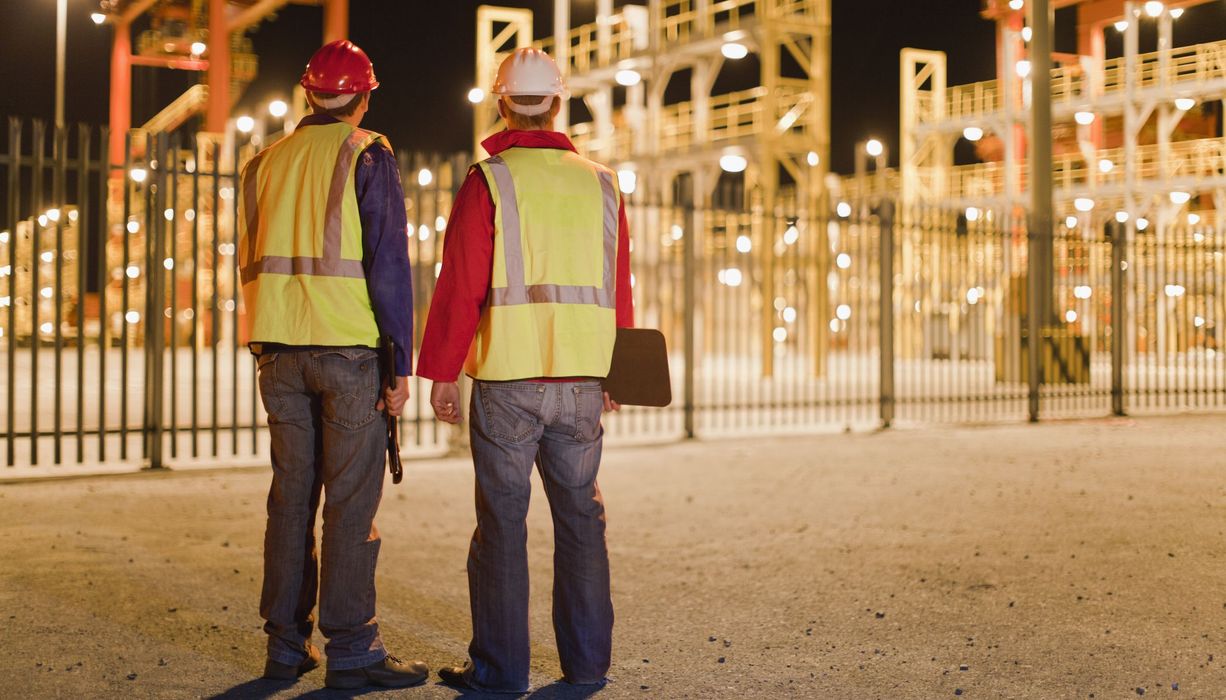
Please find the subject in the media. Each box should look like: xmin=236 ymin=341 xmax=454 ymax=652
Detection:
xmin=309 ymin=91 xmax=368 ymax=118
xmin=504 ymin=95 xmax=557 ymax=130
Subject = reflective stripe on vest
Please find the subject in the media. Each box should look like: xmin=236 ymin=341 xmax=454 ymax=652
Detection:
xmin=239 ymin=127 xmax=372 ymax=284
xmin=483 ymin=155 xmax=618 ymax=308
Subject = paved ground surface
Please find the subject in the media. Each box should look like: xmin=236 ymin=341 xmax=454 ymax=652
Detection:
xmin=4 ymin=414 xmax=1226 ymax=699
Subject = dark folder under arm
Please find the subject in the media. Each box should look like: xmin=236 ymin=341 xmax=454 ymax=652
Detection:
xmin=601 ymin=328 xmax=672 ymax=407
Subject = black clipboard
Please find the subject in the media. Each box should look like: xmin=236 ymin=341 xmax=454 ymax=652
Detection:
xmin=601 ymin=328 xmax=672 ymax=407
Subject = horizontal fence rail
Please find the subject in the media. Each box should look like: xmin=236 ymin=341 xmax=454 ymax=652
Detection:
xmin=2 ymin=116 xmax=1224 ymax=471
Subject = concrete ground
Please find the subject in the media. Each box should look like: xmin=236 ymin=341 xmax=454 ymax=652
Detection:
xmin=3 ymin=415 xmax=1226 ymax=699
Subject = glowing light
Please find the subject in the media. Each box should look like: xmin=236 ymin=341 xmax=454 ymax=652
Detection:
xmin=1144 ymin=1 xmax=1163 ymax=18
xmin=163 ymin=257 xmax=175 ymax=270
xmin=1169 ymin=191 xmax=1191 ymax=205
xmin=807 ymin=151 xmax=820 ymax=167
xmin=0 ymin=231 xmax=8 ymax=244
xmin=671 ymin=225 xmax=684 ymax=241
xmin=185 ymin=209 xmax=196 ymax=222
xmin=736 ymin=235 xmax=752 ymax=253
xmin=1165 ymin=284 xmax=1186 ymax=298
xmin=614 ymin=69 xmax=642 ymax=87
xmin=417 ymin=168 xmax=433 ymax=187
xmin=467 ymin=87 xmax=486 ymax=104
xmin=222 ymin=299 xmax=236 ymax=312
xmin=1009 ymin=0 xmax=1023 ymax=9
xmin=1065 ymin=310 xmax=1078 ymax=323
xmin=435 ymin=215 xmax=447 ymax=232
xmin=836 ymin=304 xmax=852 ymax=321
xmin=617 ymin=169 xmax=637 ymax=195
xmin=40 ymin=322 xmax=53 ymax=335
xmin=966 ymin=288 xmax=981 ymax=305
xmin=1074 ymin=285 xmax=1093 ymax=299
xmin=91 ymin=12 xmax=106 ymax=24
xmin=236 ymin=115 xmax=255 ymax=134
xmin=1137 ymin=218 xmax=1150 ymax=231
xmin=268 ymin=100 xmax=288 ymax=118
xmin=1115 ymin=211 xmax=1130 ymax=223
xmin=68 ymin=209 xmax=78 ymax=223
xmin=963 ymin=126 xmax=984 ymax=142
xmin=0 ymin=296 xmax=8 ymax=307
xmin=1015 ymin=60 xmax=1032 ymax=78
xmin=1074 ymin=111 xmax=1095 ymax=125
xmin=1170 ymin=7 xmax=1184 ymax=18
xmin=125 ymin=310 xmax=141 ymax=324
xmin=836 ymin=202 xmax=852 ymax=218
xmin=865 ymin=139 xmax=884 ymax=158
xmin=718 ymin=268 xmax=743 ymax=287
xmin=434 ymin=262 xmax=443 ymax=278
xmin=37 ymin=215 xmax=48 ymax=228
xmin=719 ymin=154 xmax=748 ymax=173
xmin=164 ymin=208 xmax=175 ymax=221
xmin=1074 ymin=197 xmax=1095 ymax=213
xmin=772 ymin=327 xmax=788 ymax=343
xmin=1066 ymin=216 xmax=1080 ymax=229
xmin=1195 ymin=316 xmax=1206 ymax=328
xmin=829 ymin=319 xmax=840 ymax=333
xmin=1021 ymin=26 xmax=1033 ymax=42
xmin=40 ymin=251 xmax=54 ymax=263
xmin=1114 ymin=20 xmax=1129 ymax=32
xmin=721 ymin=42 xmax=749 ymax=60
xmin=965 ymin=207 xmax=981 ymax=222
xmin=46 ymin=208 xmax=61 ymax=223
xmin=782 ymin=307 xmax=798 ymax=323
xmin=1174 ymin=97 xmax=1196 ymax=111
xmin=40 ymin=287 xmax=53 ymax=299
xmin=418 ymin=224 xmax=430 ymax=241
xmin=1098 ymin=159 xmax=1114 ymax=173
xmin=783 ymin=226 xmax=800 ymax=245
xmin=1188 ymin=213 xmax=1201 ymax=226
xmin=221 ymin=187 xmax=235 ymax=201
xmin=836 ymin=253 xmax=851 ymax=269
xmin=129 ymin=168 xmax=147 ymax=183
xmin=125 ymin=265 xmax=140 ymax=279
xmin=126 ymin=220 xmax=140 ymax=234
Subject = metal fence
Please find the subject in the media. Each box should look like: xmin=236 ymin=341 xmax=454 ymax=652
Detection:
xmin=3 ymin=117 xmax=1224 ymax=471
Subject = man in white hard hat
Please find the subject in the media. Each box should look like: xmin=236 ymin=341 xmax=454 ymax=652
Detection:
xmin=417 ymin=47 xmax=634 ymax=692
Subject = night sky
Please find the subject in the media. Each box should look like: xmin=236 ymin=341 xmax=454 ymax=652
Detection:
xmin=1 ymin=1 xmax=1223 ymax=173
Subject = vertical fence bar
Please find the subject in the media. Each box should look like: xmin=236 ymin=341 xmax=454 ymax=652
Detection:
xmin=30 ymin=120 xmax=44 ymax=464
xmin=120 ymin=131 xmax=131 ymax=460
xmin=147 ymin=134 xmax=166 ymax=470
xmin=76 ymin=125 xmax=90 ymax=463
xmin=683 ymin=204 xmax=697 ymax=439
xmin=97 ymin=127 xmax=109 ymax=462
xmin=169 ymin=135 xmax=179 ymax=459
xmin=879 ymin=200 xmax=895 ymax=427
xmin=1111 ymin=220 xmax=1126 ymax=415
xmin=210 ymin=141 xmax=220 ymax=456
xmin=231 ymin=138 xmax=240 ymax=455
xmin=5 ymin=118 xmax=19 ymax=466
xmin=53 ymin=126 xmax=66 ymax=464
xmin=190 ymin=135 xmax=200 ymax=456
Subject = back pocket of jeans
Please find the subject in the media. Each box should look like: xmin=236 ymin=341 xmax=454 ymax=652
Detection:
xmin=479 ymin=383 xmax=545 ymax=443
xmin=573 ymin=384 xmax=604 ymax=442
xmin=317 ymin=350 xmax=379 ymax=430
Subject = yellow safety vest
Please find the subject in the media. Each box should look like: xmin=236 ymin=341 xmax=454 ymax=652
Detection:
xmin=465 ymin=146 xmax=621 ymax=380
xmin=238 ymin=121 xmax=384 ymax=348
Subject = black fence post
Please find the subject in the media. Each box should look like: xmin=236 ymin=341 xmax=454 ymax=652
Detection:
xmin=1110 ymin=219 xmax=1127 ymax=416
xmin=878 ymin=200 xmax=895 ymax=428
xmin=682 ymin=204 xmax=697 ymax=440
xmin=145 ymin=134 xmax=166 ymax=470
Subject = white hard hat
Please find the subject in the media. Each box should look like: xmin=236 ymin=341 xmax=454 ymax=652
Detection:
xmin=492 ymin=48 xmax=566 ymax=115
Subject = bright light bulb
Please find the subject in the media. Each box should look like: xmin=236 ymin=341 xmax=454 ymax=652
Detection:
xmin=1065 ymin=310 xmax=1078 ymax=323
xmin=1066 ymin=215 xmax=1080 ymax=228
xmin=1170 ymin=7 xmax=1184 ymax=18
xmin=806 ymin=151 xmax=820 ymax=167
xmin=91 ymin=12 xmax=106 ymax=24
xmin=268 ymin=100 xmax=288 ymax=118
xmin=125 ymin=310 xmax=141 ymax=324
xmin=417 ymin=168 xmax=433 ymax=187
xmin=1099 ymin=159 xmax=1114 ymax=173
xmin=435 ymin=215 xmax=447 ymax=232
xmin=1188 ymin=213 xmax=1201 ymax=226
xmin=1075 ymin=111 xmax=1095 ymax=125
xmin=721 ymin=42 xmax=748 ymax=60
xmin=719 ymin=154 xmax=748 ymax=173
xmin=1137 ymin=217 xmax=1150 ymax=231
xmin=129 ymin=168 xmax=147 ymax=183
xmin=236 ymin=115 xmax=255 ymax=133
xmin=1015 ymin=60 xmax=1032 ymax=78
xmin=966 ymin=207 xmax=981 ymax=222
xmin=126 ymin=220 xmax=140 ymax=234
xmin=836 ymin=304 xmax=852 ymax=321
xmin=783 ymin=226 xmax=800 ymax=245
xmin=1009 ymin=0 xmax=1023 ymax=9
xmin=836 ymin=253 xmax=851 ymax=269
xmin=467 ymin=87 xmax=485 ymax=104
xmin=1021 ymin=26 xmax=1033 ymax=42
xmin=1174 ymin=97 xmax=1196 ymax=111
xmin=1074 ymin=197 xmax=1095 ymax=212
xmin=191 ymin=41 xmax=206 ymax=56
xmin=1074 ymin=286 xmax=1093 ymax=299
xmin=125 ymin=265 xmax=140 ymax=279
xmin=963 ymin=126 xmax=984 ymax=142
xmin=836 ymin=202 xmax=852 ymax=218
xmin=1115 ymin=211 xmax=1129 ymax=223
xmin=736 ymin=235 xmax=752 ymax=254
xmin=865 ymin=139 xmax=884 ymax=157
xmin=1169 ymin=191 xmax=1191 ymax=205
xmin=1144 ymin=1 xmax=1163 ymax=18
xmin=614 ymin=69 xmax=641 ymax=87
xmin=718 ymin=268 xmax=743 ymax=287
xmin=1114 ymin=20 xmax=1129 ymax=31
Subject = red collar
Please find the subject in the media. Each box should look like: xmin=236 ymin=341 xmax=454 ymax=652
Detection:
xmin=481 ymin=129 xmax=578 ymax=157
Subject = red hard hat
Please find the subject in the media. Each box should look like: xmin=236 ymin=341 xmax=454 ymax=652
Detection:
xmin=300 ymin=40 xmax=379 ymax=94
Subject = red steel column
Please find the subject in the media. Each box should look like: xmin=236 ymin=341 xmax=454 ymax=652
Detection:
xmin=206 ymin=0 xmax=230 ymax=132
xmin=109 ymin=20 xmax=132 ymax=167
xmin=323 ymin=0 xmax=348 ymax=44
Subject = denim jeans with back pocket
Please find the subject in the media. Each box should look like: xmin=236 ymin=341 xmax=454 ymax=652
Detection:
xmin=256 ymin=347 xmax=390 ymax=671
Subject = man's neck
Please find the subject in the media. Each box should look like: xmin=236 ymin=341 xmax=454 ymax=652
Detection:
xmin=313 ymin=110 xmax=363 ymax=128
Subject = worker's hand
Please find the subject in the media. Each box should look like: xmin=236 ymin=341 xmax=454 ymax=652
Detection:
xmin=603 ymin=391 xmax=621 ymax=413
xmin=377 ymin=375 xmax=411 ymax=417
xmin=431 ymin=381 xmax=463 ymax=424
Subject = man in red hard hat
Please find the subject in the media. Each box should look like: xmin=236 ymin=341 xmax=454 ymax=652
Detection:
xmin=418 ymin=47 xmax=633 ymax=693
xmin=239 ymin=39 xmax=426 ymax=689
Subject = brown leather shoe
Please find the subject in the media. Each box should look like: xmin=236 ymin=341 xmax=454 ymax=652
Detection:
xmin=324 ymin=655 xmax=429 ymax=689
xmin=437 ymin=665 xmax=472 ymax=689
xmin=262 ymin=644 xmax=321 ymax=681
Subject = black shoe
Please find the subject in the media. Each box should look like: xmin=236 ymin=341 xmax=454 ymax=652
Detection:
xmin=262 ymin=645 xmax=321 ymax=681
xmin=324 ymin=655 xmax=430 ymax=689
xmin=437 ymin=665 xmax=473 ymax=689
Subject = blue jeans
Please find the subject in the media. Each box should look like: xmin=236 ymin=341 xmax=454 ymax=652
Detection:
xmin=256 ymin=348 xmax=389 ymax=671
xmin=463 ymin=379 xmax=614 ymax=692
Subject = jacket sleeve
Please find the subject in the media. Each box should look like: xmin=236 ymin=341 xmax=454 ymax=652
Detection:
xmin=356 ymin=142 xmax=414 ymax=375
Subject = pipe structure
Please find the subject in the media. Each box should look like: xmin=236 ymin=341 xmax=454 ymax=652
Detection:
xmin=323 ymin=0 xmax=348 ymax=44
xmin=205 ymin=0 xmax=230 ymax=133
xmin=108 ymin=19 xmax=132 ymax=166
